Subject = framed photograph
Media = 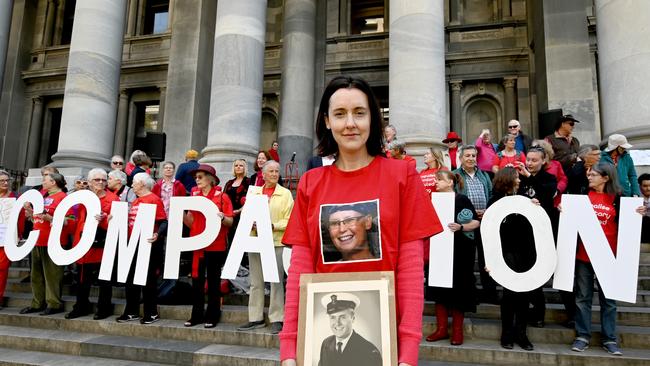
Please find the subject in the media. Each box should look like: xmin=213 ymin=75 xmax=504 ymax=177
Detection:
xmin=319 ymin=199 xmax=382 ymax=264
xmin=296 ymin=271 xmax=397 ymax=366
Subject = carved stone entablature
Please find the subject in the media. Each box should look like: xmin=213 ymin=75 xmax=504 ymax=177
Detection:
xmin=124 ymin=34 xmax=171 ymax=62
xmin=262 ymin=94 xmax=280 ymax=115
xmin=119 ymin=69 xmax=169 ymax=89
xmin=263 ymin=78 xmax=281 ymax=94
xmin=25 ymin=79 xmax=66 ymax=94
xmin=326 ymin=37 xmax=389 ymax=65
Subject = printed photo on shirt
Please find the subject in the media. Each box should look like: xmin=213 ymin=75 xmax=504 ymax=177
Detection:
xmin=319 ymin=199 xmax=382 ymax=264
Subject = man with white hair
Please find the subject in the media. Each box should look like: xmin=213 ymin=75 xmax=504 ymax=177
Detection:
xmin=107 ymin=170 xmax=136 ymax=206
xmin=506 ymin=119 xmax=532 ymax=154
xmin=111 ymin=155 xmax=125 ymax=172
xmin=319 ymin=293 xmax=382 ymax=366
xmin=66 ymin=168 xmax=119 ymax=320
xmin=117 ymin=172 xmax=167 ymax=325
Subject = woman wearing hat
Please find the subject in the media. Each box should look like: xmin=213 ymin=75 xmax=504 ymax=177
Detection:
xmin=184 ymin=164 xmax=233 ymax=328
xmin=600 ymin=134 xmax=640 ymax=197
xmin=442 ymin=132 xmax=462 ymax=170
xmin=279 ymin=76 xmax=442 ymax=366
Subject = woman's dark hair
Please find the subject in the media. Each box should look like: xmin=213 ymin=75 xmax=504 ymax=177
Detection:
xmin=590 ymin=162 xmax=622 ymax=195
xmin=254 ymin=150 xmax=272 ymax=172
xmin=492 ymin=167 xmax=519 ymax=195
xmin=436 ymin=170 xmax=464 ymax=191
xmin=315 ymin=75 xmax=386 ymax=157
xmin=47 ymin=173 xmax=67 ymax=190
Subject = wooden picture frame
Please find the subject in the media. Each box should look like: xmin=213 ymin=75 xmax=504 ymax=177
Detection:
xmin=296 ymin=271 xmax=397 ymax=366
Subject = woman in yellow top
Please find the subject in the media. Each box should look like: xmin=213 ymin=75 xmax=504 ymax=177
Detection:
xmin=237 ymin=160 xmax=294 ymax=335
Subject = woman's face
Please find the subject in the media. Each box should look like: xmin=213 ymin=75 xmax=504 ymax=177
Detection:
xmin=131 ymin=179 xmax=144 ymax=196
xmin=423 ymin=151 xmax=433 ymax=164
xmin=263 ymin=164 xmax=280 ymax=185
xmin=526 ymin=151 xmax=544 ymax=174
xmin=195 ymin=172 xmax=212 ymax=190
xmin=0 ymin=175 xmax=9 ymax=193
xmin=89 ymin=175 xmax=107 ymax=193
xmin=588 ymin=170 xmax=608 ymax=191
xmin=435 ymin=176 xmax=453 ymax=192
xmin=257 ymin=152 xmax=268 ymax=169
xmin=505 ymin=137 xmax=516 ymax=150
xmin=162 ymin=164 xmax=174 ymax=178
xmin=327 ymin=209 xmax=372 ymax=258
xmin=325 ymin=88 xmax=371 ymax=156
xmin=234 ymin=161 xmax=246 ymax=176
xmin=42 ymin=176 xmax=55 ymax=190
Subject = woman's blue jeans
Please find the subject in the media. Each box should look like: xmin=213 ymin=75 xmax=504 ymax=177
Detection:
xmin=574 ymin=260 xmax=617 ymax=344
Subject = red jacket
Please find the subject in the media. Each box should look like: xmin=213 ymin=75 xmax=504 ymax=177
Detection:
xmin=152 ymin=179 xmax=186 ymax=198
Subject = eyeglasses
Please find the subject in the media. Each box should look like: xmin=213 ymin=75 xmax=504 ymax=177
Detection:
xmin=112 ymin=161 xmax=124 ymax=165
xmin=0 ymin=179 xmax=9 ymax=183
xmin=92 ymin=178 xmax=107 ymax=182
xmin=508 ymin=125 xmax=519 ymax=129
xmin=75 ymin=180 xmax=89 ymax=185
xmin=328 ymin=215 xmax=366 ymax=230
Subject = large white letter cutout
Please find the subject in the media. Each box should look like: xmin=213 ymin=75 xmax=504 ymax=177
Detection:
xmin=48 ymin=190 xmax=100 ymax=265
xmin=163 ymin=196 xmax=220 ymax=279
xmin=5 ymin=190 xmax=43 ymax=261
xmin=98 ymin=202 xmax=156 ymax=286
xmin=222 ymin=193 xmax=279 ymax=282
xmin=553 ymin=194 xmax=642 ymax=302
xmin=481 ymin=195 xmax=557 ymax=292
xmin=428 ymin=192 xmax=455 ymax=288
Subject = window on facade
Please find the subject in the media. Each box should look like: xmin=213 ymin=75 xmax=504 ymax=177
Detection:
xmin=60 ymin=0 xmax=76 ymax=45
xmin=351 ymin=0 xmax=385 ymax=34
xmin=143 ymin=0 xmax=169 ymax=35
xmin=135 ymin=102 xmax=161 ymax=138
xmin=463 ymin=0 xmax=496 ymax=24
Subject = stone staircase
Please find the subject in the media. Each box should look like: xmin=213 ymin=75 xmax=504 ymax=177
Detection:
xmin=0 ymin=245 xmax=649 ymax=366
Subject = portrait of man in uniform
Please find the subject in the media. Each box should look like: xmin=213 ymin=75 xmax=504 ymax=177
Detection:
xmin=318 ymin=292 xmax=382 ymax=366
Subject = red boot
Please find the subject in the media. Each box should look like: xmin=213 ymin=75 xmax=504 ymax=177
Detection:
xmin=450 ymin=309 xmax=465 ymax=345
xmin=426 ymin=304 xmax=449 ymax=342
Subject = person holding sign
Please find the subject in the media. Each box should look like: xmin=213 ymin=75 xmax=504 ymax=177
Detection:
xmin=116 ymin=173 xmax=167 ymax=325
xmin=425 ymin=171 xmax=478 ymax=346
xmin=570 ymin=162 xmax=645 ymax=355
xmin=238 ymin=160 xmax=293 ymax=335
xmin=319 ymin=293 xmax=382 ymax=366
xmin=279 ymin=75 xmax=442 ymax=366
xmin=0 ymin=170 xmax=18 ymax=308
xmin=65 ymin=169 xmax=119 ymax=320
xmin=20 ymin=173 xmax=67 ymax=315
xmin=184 ymin=164 xmax=233 ymax=328
xmin=487 ymin=167 xmax=535 ymax=351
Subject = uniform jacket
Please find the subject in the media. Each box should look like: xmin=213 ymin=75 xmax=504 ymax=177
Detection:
xmin=319 ymin=331 xmax=382 ymax=366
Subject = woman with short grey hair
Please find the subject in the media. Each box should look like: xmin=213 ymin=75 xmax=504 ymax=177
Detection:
xmin=107 ymin=170 xmax=136 ymax=206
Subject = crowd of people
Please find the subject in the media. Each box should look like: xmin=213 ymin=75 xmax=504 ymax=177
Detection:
xmin=0 ymin=75 xmax=647 ymax=365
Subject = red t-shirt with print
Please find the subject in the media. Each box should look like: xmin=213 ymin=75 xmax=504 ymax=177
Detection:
xmin=576 ymin=191 xmax=618 ymax=263
xmin=189 ymin=186 xmax=233 ymax=252
xmin=128 ymin=193 xmax=167 ymax=235
xmin=493 ymin=151 xmax=526 ymax=169
xmin=419 ymin=167 xmax=448 ymax=196
xmin=74 ymin=190 xmax=120 ymax=264
xmin=280 ymin=157 xmax=443 ymax=364
xmin=33 ymin=191 xmax=67 ymax=247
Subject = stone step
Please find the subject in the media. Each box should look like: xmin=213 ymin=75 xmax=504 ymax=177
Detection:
xmin=0 ymin=308 xmax=648 ymax=365
xmin=420 ymin=338 xmax=650 ymax=366
xmin=471 ymin=272 xmax=650 ymax=291
xmin=0 ymin=347 xmax=166 ymax=366
xmin=0 ymin=323 xmax=280 ymax=366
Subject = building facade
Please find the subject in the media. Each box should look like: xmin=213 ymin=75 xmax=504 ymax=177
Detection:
xmin=0 ymin=0 xmax=648 ymax=180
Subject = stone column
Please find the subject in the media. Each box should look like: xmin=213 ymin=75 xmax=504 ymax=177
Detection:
xmin=202 ymin=0 xmax=267 ymax=180
xmin=127 ymin=0 xmax=138 ymax=36
xmin=52 ymin=0 xmax=65 ymax=45
xmin=0 ymin=0 xmax=12 ymax=89
xmin=125 ymin=99 xmax=136 ymax=158
xmin=278 ymin=0 xmax=316 ymax=172
xmin=167 ymin=0 xmax=175 ymax=32
xmin=390 ymin=0 xmax=446 ymax=157
xmin=51 ymin=0 xmax=127 ymax=168
xmin=25 ymin=97 xmax=44 ymax=168
xmin=158 ymin=85 xmax=166 ymax=130
xmin=113 ymin=89 xmax=129 ymax=157
xmin=43 ymin=0 xmax=57 ymax=47
xmin=450 ymin=81 xmax=462 ymax=138
xmin=596 ymin=0 xmax=650 ymax=147
xmin=503 ymin=76 xmax=517 ymax=122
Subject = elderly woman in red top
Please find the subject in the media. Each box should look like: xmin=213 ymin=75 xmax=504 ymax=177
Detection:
xmin=279 ymin=76 xmax=442 ymax=366
xmin=183 ymin=164 xmax=233 ymax=328
xmin=20 ymin=173 xmax=68 ymax=315
xmin=492 ymin=134 xmax=526 ymax=173
xmin=65 ymin=168 xmax=119 ymax=320
xmin=117 ymin=172 xmax=167 ymax=325
xmin=0 ymin=170 xmax=18 ymax=307
xmin=152 ymin=161 xmax=187 ymax=216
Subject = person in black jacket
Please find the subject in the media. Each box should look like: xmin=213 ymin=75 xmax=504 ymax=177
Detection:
xmin=566 ymin=144 xmax=601 ymax=195
xmin=515 ymin=147 xmax=558 ymax=329
xmin=318 ymin=293 xmax=381 ymax=366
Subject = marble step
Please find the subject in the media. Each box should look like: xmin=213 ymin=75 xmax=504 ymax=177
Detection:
xmin=0 ymin=347 xmax=165 ymax=366
xmin=0 ymin=306 xmax=649 ymax=350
